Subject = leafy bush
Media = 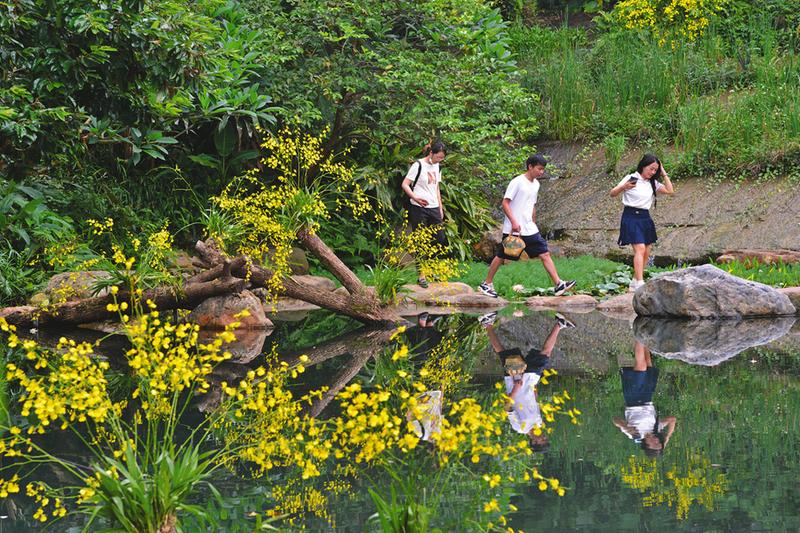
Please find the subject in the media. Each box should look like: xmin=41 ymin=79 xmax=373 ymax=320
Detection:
xmin=0 ymin=180 xmax=73 ymax=251
xmin=0 ymin=249 xmax=42 ymax=305
xmin=1 ymin=0 xmax=277 ymax=233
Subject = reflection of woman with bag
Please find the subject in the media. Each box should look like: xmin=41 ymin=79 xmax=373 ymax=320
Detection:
xmin=407 ymin=390 xmax=443 ymax=443
xmin=401 ymin=141 xmax=448 ymax=288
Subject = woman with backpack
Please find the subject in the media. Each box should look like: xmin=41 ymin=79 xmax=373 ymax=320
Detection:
xmin=610 ymin=153 xmax=675 ymax=292
xmin=401 ymin=141 xmax=448 ymax=288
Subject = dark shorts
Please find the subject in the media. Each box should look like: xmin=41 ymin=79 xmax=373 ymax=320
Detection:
xmin=618 ymin=206 xmax=657 ymax=246
xmin=621 ymin=367 xmax=659 ymax=407
xmin=408 ymin=205 xmax=447 ymax=247
xmin=496 ymin=232 xmax=549 ymax=261
xmin=499 ymin=348 xmax=550 ymax=375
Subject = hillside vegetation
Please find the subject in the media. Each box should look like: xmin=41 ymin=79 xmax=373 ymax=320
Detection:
xmin=1 ymin=0 xmax=798 ymax=304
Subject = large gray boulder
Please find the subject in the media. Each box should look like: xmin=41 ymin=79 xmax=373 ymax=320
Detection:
xmin=38 ymin=271 xmax=113 ymax=303
xmin=633 ymin=265 xmax=796 ymax=318
xmin=634 ymin=316 xmax=796 ymax=366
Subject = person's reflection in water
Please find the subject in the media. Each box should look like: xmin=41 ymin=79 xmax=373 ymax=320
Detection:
xmin=403 ymin=312 xmax=444 ymax=357
xmin=403 ymin=313 xmax=446 ymax=444
xmin=407 ymin=390 xmax=443 ymax=443
xmin=480 ymin=311 xmax=575 ymax=451
xmin=613 ymin=341 xmax=677 ymax=457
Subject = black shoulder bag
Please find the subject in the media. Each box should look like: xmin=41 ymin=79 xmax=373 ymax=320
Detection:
xmin=403 ymin=160 xmax=423 ymax=209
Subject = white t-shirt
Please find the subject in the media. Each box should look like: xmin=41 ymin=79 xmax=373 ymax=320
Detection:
xmin=405 ymin=158 xmax=441 ymax=209
xmin=410 ymin=390 xmax=442 ymax=442
xmin=617 ymin=172 xmax=663 ymax=210
xmin=617 ymin=403 xmax=668 ymax=442
xmin=502 ymin=174 xmax=540 ymax=236
xmin=504 ymin=372 xmax=543 ymax=434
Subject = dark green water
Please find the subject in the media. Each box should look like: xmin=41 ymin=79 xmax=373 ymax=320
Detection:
xmin=2 ymin=308 xmax=799 ymax=531
xmin=273 ymin=308 xmax=800 ymax=532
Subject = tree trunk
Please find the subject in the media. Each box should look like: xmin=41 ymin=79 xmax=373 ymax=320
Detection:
xmin=295 ymin=229 xmax=365 ymax=296
xmin=0 ymin=274 xmax=245 ymax=328
xmin=195 ymin=238 xmax=400 ymax=325
xmin=0 ymin=238 xmax=404 ymax=328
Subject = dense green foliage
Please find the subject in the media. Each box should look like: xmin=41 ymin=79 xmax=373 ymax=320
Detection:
xmin=510 ymin=1 xmax=800 ymax=177
xmin=1 ymin=0 xmax=799 ymax=306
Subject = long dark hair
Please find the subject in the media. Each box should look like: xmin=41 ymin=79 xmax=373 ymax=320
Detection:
xmin=636 ymin=153 xmax=661 ymax=207
xmin=423 ymin=140 xmax=447 ymax=157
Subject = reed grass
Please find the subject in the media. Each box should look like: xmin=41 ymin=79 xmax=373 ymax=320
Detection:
xmin=510 ymin=18 xmax=800 ymax=177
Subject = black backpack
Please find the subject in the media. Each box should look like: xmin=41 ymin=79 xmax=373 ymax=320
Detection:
xmin=403 ymin=160 xmax=423 ymax=209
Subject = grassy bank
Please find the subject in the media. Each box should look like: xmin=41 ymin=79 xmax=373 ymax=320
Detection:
xmin=454 ymin=255 xmax=633 ymax=298
xmin=511 ymin=17 xmax=800 ymax=179
xmin=348 ymin=255 xmax=800 ymax=301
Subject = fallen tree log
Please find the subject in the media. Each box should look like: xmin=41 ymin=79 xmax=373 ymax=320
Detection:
xmin=196 ymin=238 xmax=401 ymax=326
xmin=0 ymin=275 xmax=246 ymax=328
xmin=0 ymin=238 xmax=403 ymax=328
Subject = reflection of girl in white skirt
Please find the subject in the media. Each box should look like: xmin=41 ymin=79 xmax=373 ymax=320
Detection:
xmin=613 ymin=341 xmax=676 ymax=457
xmin=610 ymin=154 xmax=675 ymax=291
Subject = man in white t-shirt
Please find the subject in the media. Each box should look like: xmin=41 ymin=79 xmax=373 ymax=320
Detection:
xmin=402 ymin=141 xmax=448 ymax=288
xmin=478 ymin=154 xmax=576 ymax=298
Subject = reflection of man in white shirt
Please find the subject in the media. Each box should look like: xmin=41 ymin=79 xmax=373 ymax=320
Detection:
xmin=482 ymin=312 xmax=576 ymax=452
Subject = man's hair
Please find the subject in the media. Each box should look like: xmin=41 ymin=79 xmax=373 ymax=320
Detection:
xmin=528 ymin=431 xmax=550 ymax=453
xmin=526 ymin=154 xmax=547 ymax=169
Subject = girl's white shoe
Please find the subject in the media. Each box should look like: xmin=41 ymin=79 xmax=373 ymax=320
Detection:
xmin=628 ymin=279 xmax=645 ymax=292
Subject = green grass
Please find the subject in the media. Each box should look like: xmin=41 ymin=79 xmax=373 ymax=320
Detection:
xmin=454 ymin=255 xmax=631 ymax=299
xmin=712 ymin=260 xmax=800 ymax=288
xmin=316 ymin=255 xmax=799 ymax=302
xmin=509 ymin=20 xmax=800 ymax=178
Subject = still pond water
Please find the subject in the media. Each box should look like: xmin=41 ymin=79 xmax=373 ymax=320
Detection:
xmin=7 ymin=306 xmax=800 ymax=531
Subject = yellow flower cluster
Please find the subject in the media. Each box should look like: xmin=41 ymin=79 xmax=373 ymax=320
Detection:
xmin=214 ymin=126 xmax=386 ymax=298
xmin=333 ymin=383 xmax=413 ymax=462
xmin=214 ymin=351 xmax=333 ymax=480
xmin=385 ymin=218 xmax=463 ymax=282
xmin=124 ymin=310 xmax=234 ymax=416
xmin=26 ymin=482 xmax=67 ymax=522
xmin=0 ymin=475 xmax=20 ymax=498
xmin=613 ymin=0 xmax=726 ymax=44
xmin=0 ymin=315 xmax=578 ymax=530
xmin=111 ymin=243 xmax=135 ymax=271
xmin=538 ymin=380 xmax=581 ymax=426
xmin=215 ymin=171 xmax=326 ymax=295
xmin=4 ymin=326 xmax=116 ymax=433
xmin=269 ymin=482 xmax=333 ymax=526
xmin=87 ymin=217 xmax=114 ymax=235
xmin=146 ymin=224 xmax=174 ymax=269
xmin=419 ymin=334 xmax=470 ymax=396
xmin=431 ymin=396 xmax=509 ymax=464
xmin=620 ymin=453 xmax=728 ymax=519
